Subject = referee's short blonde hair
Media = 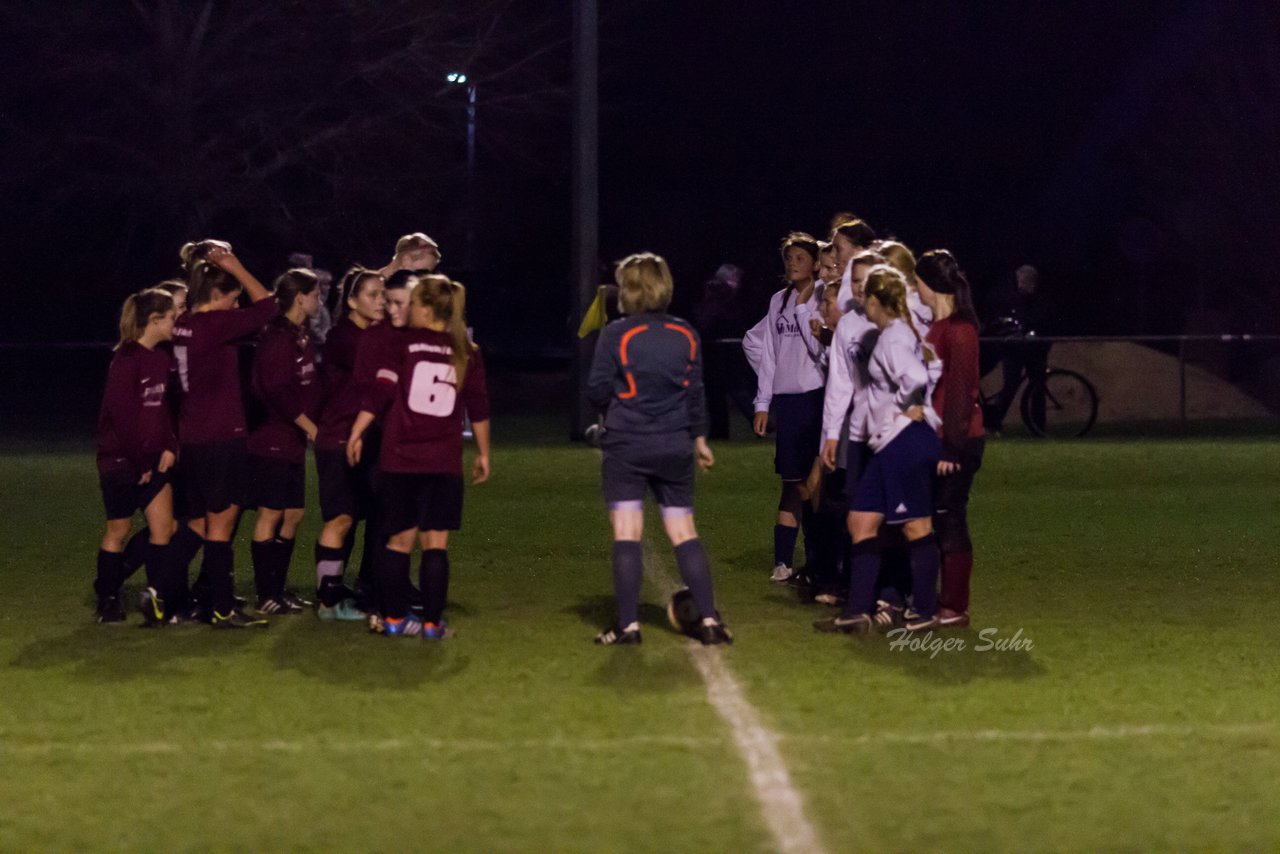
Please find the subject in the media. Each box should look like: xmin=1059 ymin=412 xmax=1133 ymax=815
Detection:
xmin=615 ymin=252 xmax=673 ymax=315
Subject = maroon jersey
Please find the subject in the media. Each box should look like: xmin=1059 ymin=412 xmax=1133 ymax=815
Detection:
xmin=314 ymin=315 xmax=367 ymax=451
xmin=369 ymin=328 xmax=490 ymax=474
xmin=173 ymin=299 xmax=278 ymax=445
xmin=355 ymin=321 xmax=404 ymax=419
xmin=96 ymin=341 xmax=178 ymax=475
xmin=926 ymin=316 xmax=984 ymax=461
xmin=248 ymin=317 xmax=318 ymax=463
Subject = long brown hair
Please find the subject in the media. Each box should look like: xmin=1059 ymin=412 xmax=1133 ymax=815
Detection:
xmin=117 ymin=288 xmax=174 ymax=350
xmin=187 ymin=261 xmax=239 ymax=309
xmin=916 ymin=249 xmax=979 ymax=327
xmin=411 ymin=274 xmax=475 ymax=386
xmin=273 ymin=268 xmax=319 ymax=313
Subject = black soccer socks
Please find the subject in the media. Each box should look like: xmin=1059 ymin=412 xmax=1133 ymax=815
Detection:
xmin=907 ymin=533 xmax=940 ymax=619
xmin=674 ymin=539 xmax=716 ymax=619
xmin=419 ymin=549 xmax=449 ymax=625
xmin=612 ymin=540 xmax=644 ymax=627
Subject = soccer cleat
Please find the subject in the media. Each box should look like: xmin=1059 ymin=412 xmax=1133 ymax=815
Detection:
xmin=96 ymin=595 xmax=127 ymax=624
xmin=367 ymin=612 xmax=386 ymax=634
xmin=813 ymin=591 xmax=841 ymax=606
xmin=903 ymin=609 xmax=938 ymax=632
xmin=421 ymin=621 xmax=449 ymax=640
xmin=695 ymin=620 xmax=734 ymax=646
xmin=770 ymin=562 xmax=794 ymax=583
xmin=317 ymin=598 xmax=367 ymax=622
xmin=212 ymin=608 xmax=269 ymax=629
xmin=139 ymin=587 xmax=167 ymax=628
xmin=937 ymin=609 xmax=970 ymax=629
xmin=872 ymin=600 xmax=905 ymax=634
xmin=813 ymin=614 xmax=873 ymax=635
xmin=594 ymin=624 xmax=642 ymax=645
xmin=383 ymin=615 xmax=423 ymax=637
xmin=256 ymin=596 xmax=303 ymax=616
xmin=667 ymin=588 xmax=702 ymax=638
xmin=281 ymin=588 xmax=314 ymax=610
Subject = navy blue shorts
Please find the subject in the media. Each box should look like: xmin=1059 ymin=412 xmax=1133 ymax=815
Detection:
xmin=842 ymin=440 xmax=872 ymax=503
xmin=773 ymin=389 xmax=824 ymax=481
xmin=601 ymin=430 xmax=695 ymax=509
xmin=852 ymin=421 xmax=939 ymax=524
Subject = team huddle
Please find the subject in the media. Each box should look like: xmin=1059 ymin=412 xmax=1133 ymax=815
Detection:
xmin=742 ymin=218 xmax=983 ymax=634
xmin=94 ymin=233 xmax=489 ymax=637
xmin=94 ymin=216 xmax=980 ymax=645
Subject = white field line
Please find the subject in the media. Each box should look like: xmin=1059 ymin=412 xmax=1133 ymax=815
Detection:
xmin=644 ymin=538 xmax=827 ymax=854
xmin=0 ymin=733 xmax=721 ymax=757
xmin=2 ymin=722 xmax=1272 ymax=758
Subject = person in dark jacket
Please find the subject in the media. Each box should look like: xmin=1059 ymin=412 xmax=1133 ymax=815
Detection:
xmin=587 ymin=252 xmax=732 ymax=646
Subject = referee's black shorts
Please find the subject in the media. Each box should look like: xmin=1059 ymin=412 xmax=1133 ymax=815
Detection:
xmin=600 ymin=429 xmax=695 ymax=509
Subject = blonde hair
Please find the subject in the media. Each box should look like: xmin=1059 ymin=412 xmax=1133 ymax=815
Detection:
xmin=878 ymin=241 xmax=918 ymax=286
xmin=411 ymin=273 xmax=474 ymax=386
xmin=862 ymin=264 xmax=928 ymax=354
xmin=615 ymin=252 xmax=673 ymax=315
xmin=117 ymin=288 xmax=174 ymax=350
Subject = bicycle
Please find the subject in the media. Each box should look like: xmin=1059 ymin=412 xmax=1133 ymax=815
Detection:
xmin=980 ymin=329 xmax=1099 ymax=439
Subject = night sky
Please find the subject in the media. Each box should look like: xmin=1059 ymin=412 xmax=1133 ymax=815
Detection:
xmin=3 ymin=1 xmax=1277 ymax=350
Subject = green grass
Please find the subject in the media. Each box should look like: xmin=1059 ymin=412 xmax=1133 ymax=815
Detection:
xmin=1 ymin=436 xmax=1278 ymax=850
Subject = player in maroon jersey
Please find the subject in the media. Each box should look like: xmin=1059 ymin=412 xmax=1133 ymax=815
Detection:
xmin=95 ymin=288 xmax=181 ymax=624
xmin=247 ymin=269 xmax=322 ymax=614
xmin=916 ymin=250 xmax=985 ymax=628
xmin=347 ymin=273 xmax=491 ymax=639
xmin=173 ymin=246 xmax=277 ymax=628
xmin=312 ymin=267 xmax=386 ymax=619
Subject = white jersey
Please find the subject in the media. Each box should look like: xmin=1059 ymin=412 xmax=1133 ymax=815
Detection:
xmin=865 ymin=318 xmax=936 ymax=452
xmin=747 ymin=285 xmax=826 ymax=412
xmin=822 ymin=307 xmax=879 ymax=444
xmin=836 ymin=260 xmax=856 ymax=314
xmin=907 ymin=288 xmax=932 ymax=335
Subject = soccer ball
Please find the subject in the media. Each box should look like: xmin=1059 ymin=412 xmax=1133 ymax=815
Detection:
xmin=666 ymin=588 xmax=700 ymax=638
xmin=584 ymin=423 xmax=606 ymax=449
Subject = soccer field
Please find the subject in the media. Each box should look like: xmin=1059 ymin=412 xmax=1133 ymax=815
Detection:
xmin=2 ymin=435 xmax=1278 ymax=850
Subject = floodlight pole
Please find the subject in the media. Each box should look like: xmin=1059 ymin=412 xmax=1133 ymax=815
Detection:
xmin=465 ymin=81 xmax=477 ymax=270
xmin=570 ymin=0 xmax=599 ymax=439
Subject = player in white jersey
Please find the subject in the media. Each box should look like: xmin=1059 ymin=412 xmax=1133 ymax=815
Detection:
xmin=815 ymin=266 xmax=942 ymax=636
xmin=743 ymin=232 xmax=826 ymax=583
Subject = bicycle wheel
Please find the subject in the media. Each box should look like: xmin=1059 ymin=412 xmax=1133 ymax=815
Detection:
xmin=1020 ymin=369 xmax=1099 ymax=438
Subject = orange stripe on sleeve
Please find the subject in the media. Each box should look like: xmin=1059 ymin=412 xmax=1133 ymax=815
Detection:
xmin=664 ymin=323 xmax=697 ymax=360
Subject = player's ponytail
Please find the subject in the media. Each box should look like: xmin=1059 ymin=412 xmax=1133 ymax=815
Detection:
xmin=863 ymin=265 xmax=932 ymax=359
xmin=412 ymin=274 xmax=474 ymax=386
xmin=273 ymin=268 xmax=319 ymax=313
xmin=116 ymin=288 xmax=175 ymax=350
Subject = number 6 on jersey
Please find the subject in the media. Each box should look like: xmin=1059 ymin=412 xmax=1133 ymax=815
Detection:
xmin=407 ymin=361 xmax=458 ymax=416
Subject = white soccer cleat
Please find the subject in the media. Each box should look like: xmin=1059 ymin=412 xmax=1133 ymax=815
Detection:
xmin=770 ymin=563 xmax=794 ymax=583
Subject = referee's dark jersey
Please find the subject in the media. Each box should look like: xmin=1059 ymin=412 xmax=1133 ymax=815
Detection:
xmin=587 ymin=312 xmax=708 ymax=437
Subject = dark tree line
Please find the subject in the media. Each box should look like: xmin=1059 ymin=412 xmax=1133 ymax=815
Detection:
xmin=0 ymin=0 xmax=571 ymax=340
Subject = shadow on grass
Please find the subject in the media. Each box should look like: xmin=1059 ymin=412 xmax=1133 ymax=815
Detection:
xmin=589 ymin=643 xmax=704 ymax=695
xmin=9 ymin=620 xmax=261 ymax=682
xmin=844 ymin=627 xmax=1047 ymax=686
xmin=563 ymin=594 xmax=668 ymax=631
xmin=266 ymin=608 xmax=471 ymax=690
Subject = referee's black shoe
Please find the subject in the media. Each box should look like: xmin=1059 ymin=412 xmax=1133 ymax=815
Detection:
xmin=696 ymin=619 xmax=734 ymax=646
xmin=594 ymin=623 xmax=642 ymax=645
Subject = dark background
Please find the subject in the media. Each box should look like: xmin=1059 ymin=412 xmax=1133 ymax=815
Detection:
xmin=2 ymin=0 xmax=1278 ymax=352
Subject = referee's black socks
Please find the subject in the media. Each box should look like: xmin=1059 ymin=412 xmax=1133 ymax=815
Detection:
xmin=674 ymin=539 xmax=717 ymax=620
